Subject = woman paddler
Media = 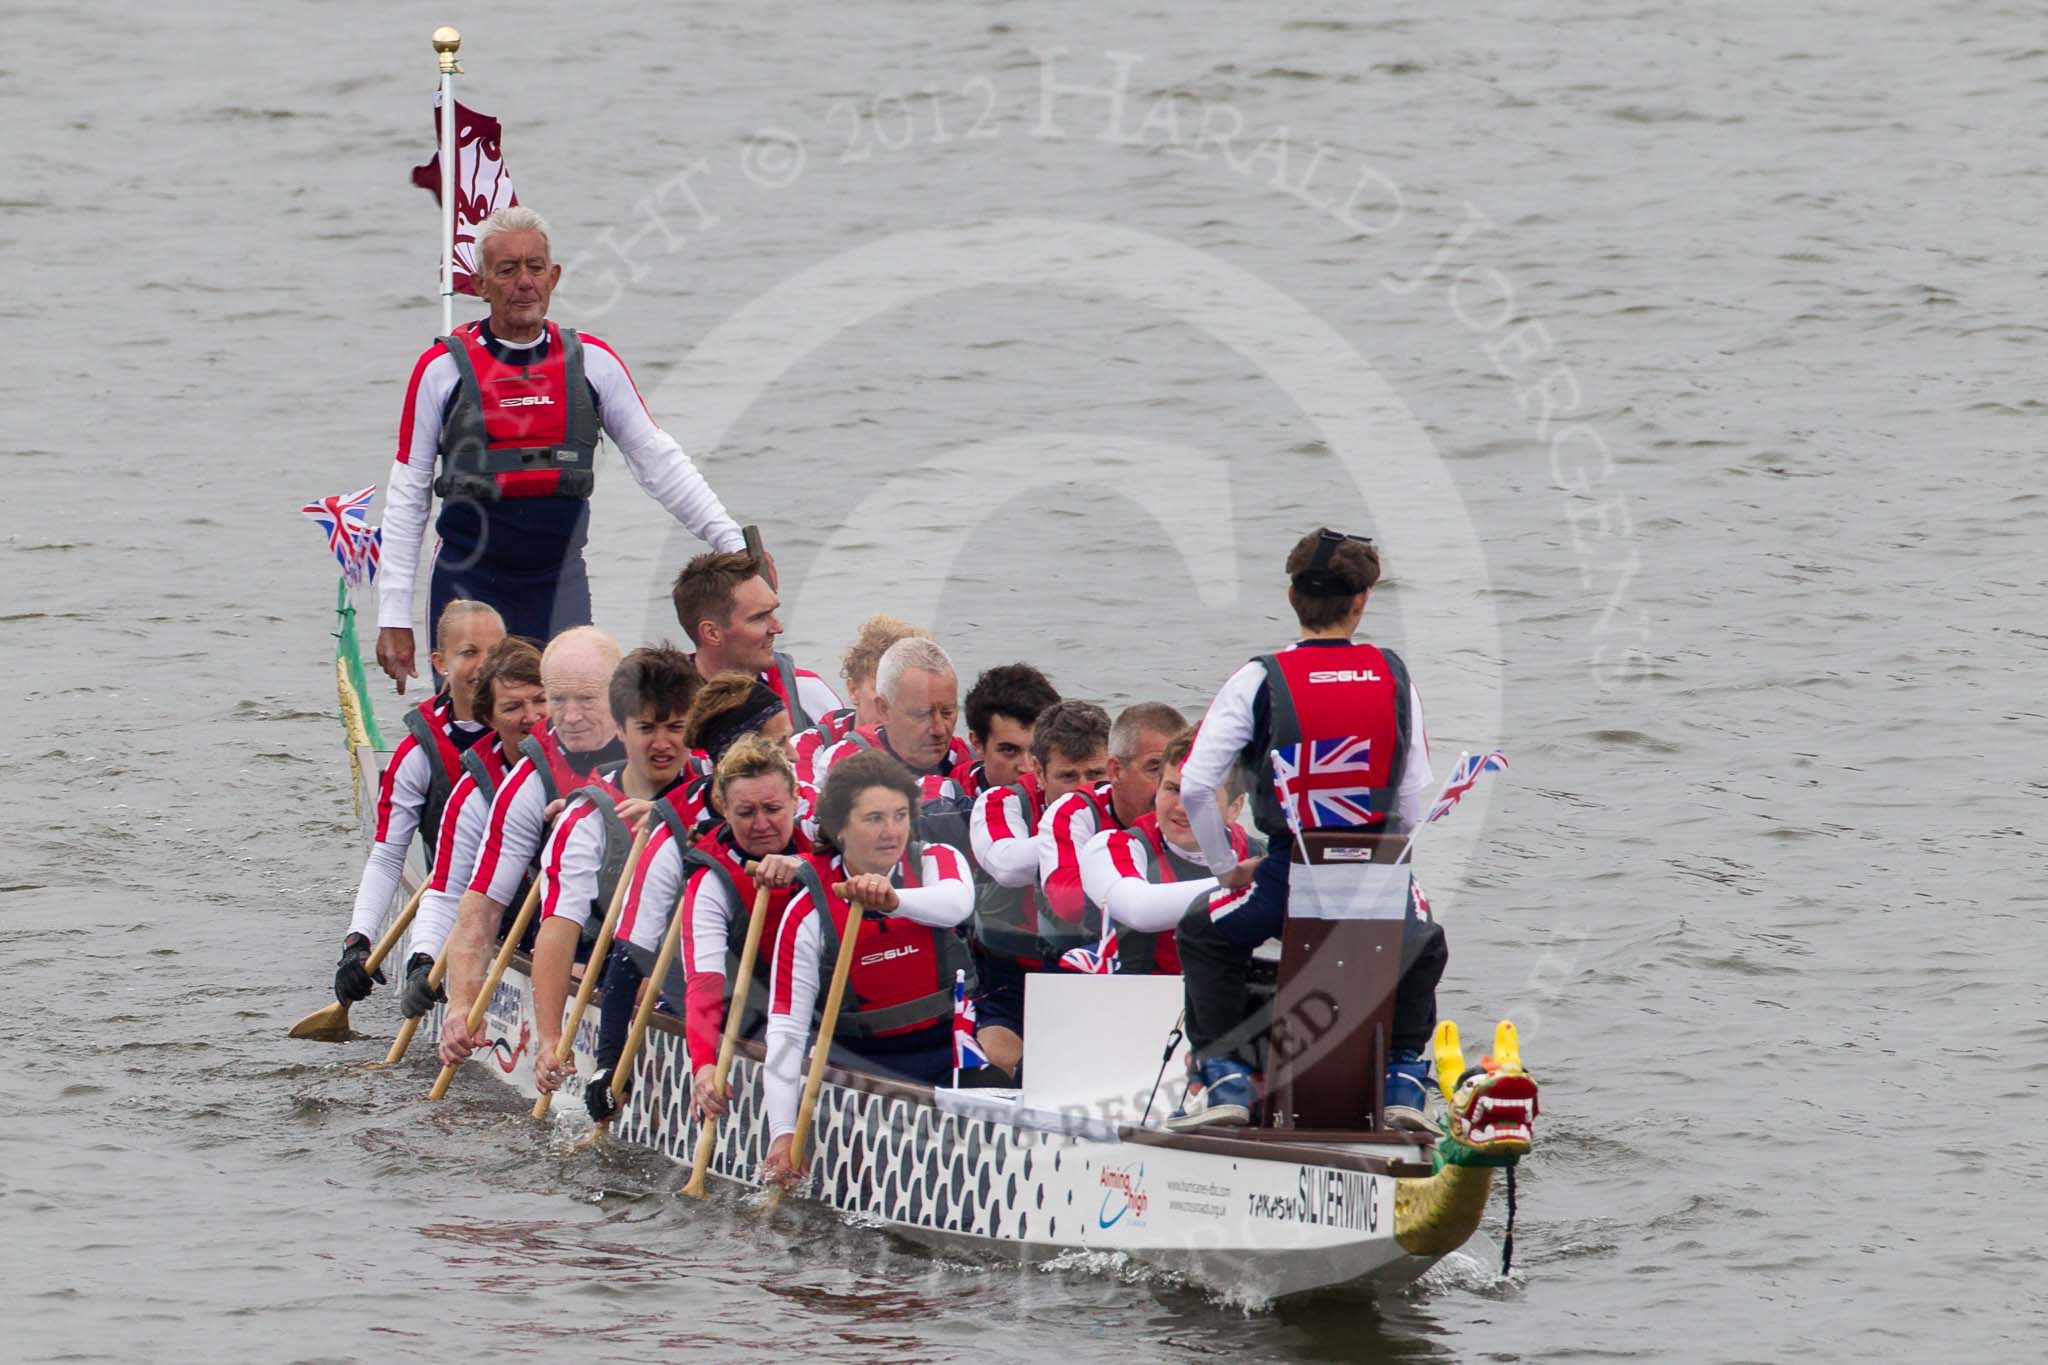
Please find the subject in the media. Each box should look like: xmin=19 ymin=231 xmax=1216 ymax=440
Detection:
xmin=761 ymin=749 xmax=974 ymax=1187
xmin=333 ymin=600 xmax=505 ymax=1005
xmin=669 ymin=673 xmax=800 ymax=836
xmin=582 ymin=714 xmax=809 ymax=1122
xmin=394 ymin=637 xmax=547 ymax=1018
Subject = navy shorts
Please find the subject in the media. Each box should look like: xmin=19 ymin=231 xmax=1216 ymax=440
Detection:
xmin=970 ymin=953 xmax=1032 ymax=1035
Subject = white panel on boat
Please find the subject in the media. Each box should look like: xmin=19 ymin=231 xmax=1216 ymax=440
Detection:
xmin=930 ymin=1088 xmax=1122 ymax=1142
xmin=1289 ymin=861 xmax=1411 ymax=921
xmin=1019 ymin=973 xmax=1190 ymax=1125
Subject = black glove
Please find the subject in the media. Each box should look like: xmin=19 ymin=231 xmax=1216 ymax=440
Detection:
xmin=333 ymin=933 xmax=385 ymax=1004
xmin=397 ymin=952 xmax=444 ymax=1019
xmin=584 ymin=1061 xmax=629 ymax=1122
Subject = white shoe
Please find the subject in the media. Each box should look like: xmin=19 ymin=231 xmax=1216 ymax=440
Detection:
xmin=1383 ymin=1104 xmax=1437 ymax=1133
xmin=1162 ymin=1081 xmax=1250 ymax=1132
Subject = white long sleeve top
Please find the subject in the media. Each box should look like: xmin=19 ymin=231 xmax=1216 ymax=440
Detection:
xmin=761 ymin=846 xmax=972 ymax=1140
xmin=377 ymin=323 xmax=745 ymax=630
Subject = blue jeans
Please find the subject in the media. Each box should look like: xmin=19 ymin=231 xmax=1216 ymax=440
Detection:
xmin=1177 ymin=846 xmax=1447 ymax=1069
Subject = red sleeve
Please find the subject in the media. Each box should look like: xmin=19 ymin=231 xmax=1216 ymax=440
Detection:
xmin=614 ymin=823 xmax=667 ymax=945
xmin=1041 ymin=798 xmax=1092 ymax=924
xmin=677 ymin=867 xmax=717 ymax=1064
xmin=578 ymin=333 xmax=653 ymax=420
xmin=770 ymin=896 xmax=814 ymax=1015
xmin=684 ymin=970 xmax=726 ymax=1074
xmin=428 ymin=779 xmax=472 ymax=892
xmin=928 ymin=844 xmax=965 ymax=882
xmin=372 ymin=734 xmax=420 ymax=841
xmin=538 ymin=802 xmax=598 ymax=920
xmin=468 ymin=763 xmax=535 ymax=896
xmin=1108 ymin=830 xmax=1144 ymax=881
xmin=394 ymin=340 xmax=449 ymax=464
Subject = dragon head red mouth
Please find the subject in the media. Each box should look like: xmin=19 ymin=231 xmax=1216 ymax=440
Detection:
xmin=1459 ymin=1072 xmax=1538 ymax=1152
xmin=1434 ymin=1020 xmax=1540 ymax=1157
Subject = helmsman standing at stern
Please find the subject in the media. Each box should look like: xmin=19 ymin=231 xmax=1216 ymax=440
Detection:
xmin=374 ymin=205 xmax=747 ymax=690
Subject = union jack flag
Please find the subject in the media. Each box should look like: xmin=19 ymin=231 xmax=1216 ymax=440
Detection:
xmin=1425 ymin=750 xmax=1509 ymax=824
xmin=300 ymin=486 xmax=382 ymax=589
xmin=1270 ymin=734 xmax=1381 ymax=831
xmin=952 ymin=970 xmax=989 ymax=1074
xmin=1059 ymin=921 xmax=1119 ymax=976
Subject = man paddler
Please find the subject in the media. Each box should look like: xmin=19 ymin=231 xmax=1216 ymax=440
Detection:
xmin=437 ymin=626 xmax=628 ymax=1066
xmin=1168 ymin=530 xmax=1447 ymax=1131
xmin=334 ymin=599 xmax=503 ymax=1005
xmin=807 ymin=637 xmax=974 ymax=797
xmin=375 ymin=204 xmax=748 ymax=691
xmin=671 ymin=550 xmax=841 ymax=731
xmin=528 ymin=645 xmax=700 ymax=1095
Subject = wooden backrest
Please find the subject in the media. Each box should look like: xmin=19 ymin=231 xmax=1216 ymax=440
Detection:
xmin=1265 ymin=830 xmax=1410 ymax=1132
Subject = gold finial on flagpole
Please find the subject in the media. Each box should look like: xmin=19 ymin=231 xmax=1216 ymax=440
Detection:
xmin=433 ymin=26 xmax=463 ymax=75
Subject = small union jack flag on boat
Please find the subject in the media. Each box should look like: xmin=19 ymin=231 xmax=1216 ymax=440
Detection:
xmin=1425 ymin=750 xmax=1509 ymax=824
xmin=1059 ymin=921 xmax=1119 ymax=976
xmin=1270 ymin=734 xmax=1380 ymax=830
xmin=301 ymin=486 xmax=383 ymax=589
xmin=952 ymin=970 xmax=988 ymax=1073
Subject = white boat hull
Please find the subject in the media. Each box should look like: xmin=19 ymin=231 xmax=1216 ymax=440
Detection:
xmin=437 ymin=960 xmax=1442 ymax=1300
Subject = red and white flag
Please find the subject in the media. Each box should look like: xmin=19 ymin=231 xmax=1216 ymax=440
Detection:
xmin=410 ymin=93 xmax=518 ymax=295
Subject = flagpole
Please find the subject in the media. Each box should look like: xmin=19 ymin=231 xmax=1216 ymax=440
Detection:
xmin=951 ymin=970 xmax=965 ymax=1088
xmin=433 ymin=26 xmax=461 ymax=335
xmin=1394 ymin=751 xmax=1468 ymax=866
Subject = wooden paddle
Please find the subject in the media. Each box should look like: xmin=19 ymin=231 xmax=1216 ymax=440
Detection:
xmin=427 ymin=876 xmax=546 ymax=1101
xmin=681 ymin=879 xmax=774 ymax=1198
xmin=742 ymin=524 xmax=770 ymax=588
xmin=769 ymin=881 xmax=863 ymax=1206
xmin=584 ymin=872 xmax=695 ymax=1142
xmin=532 ymin=821 xmax=651 ymax=1120
xmin=289 ymin=880 xmax=429 ymax=1042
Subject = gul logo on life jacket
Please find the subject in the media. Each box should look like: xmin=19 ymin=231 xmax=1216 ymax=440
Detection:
xmin=860 ymin=944 xmax=922 ymax=967
xmin=498 ymin=395 xmax=557 ymax=408
xmin=1307 ymin=668 xmax=1383 ymax=683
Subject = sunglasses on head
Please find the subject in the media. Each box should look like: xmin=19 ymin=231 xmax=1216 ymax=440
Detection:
xmin=1294 ymin=528 xmax=1376 ymax=593
xmin=1307 ymin=528 xmax=1373 ymax=571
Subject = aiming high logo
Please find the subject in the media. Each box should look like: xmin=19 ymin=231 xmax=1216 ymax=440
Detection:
xmin=1098 ymin=1162 xmax=1150 ymax=1228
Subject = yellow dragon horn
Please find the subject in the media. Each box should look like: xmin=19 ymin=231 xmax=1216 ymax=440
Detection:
xmin=1492 ymin=1020 xmax=1522 ymax=1073
xmin=1432 ymin=1019 xmax=1465 ymax=1107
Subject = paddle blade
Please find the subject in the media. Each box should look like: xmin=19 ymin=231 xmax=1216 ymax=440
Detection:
xmin=288 ymin=1001 xmax=352 ymax=1042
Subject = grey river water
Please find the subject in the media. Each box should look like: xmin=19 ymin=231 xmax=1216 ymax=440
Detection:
xmin=6 ymin=1 xmax=2047 ymax=1360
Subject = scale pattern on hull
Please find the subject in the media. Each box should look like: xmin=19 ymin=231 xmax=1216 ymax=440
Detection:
xmin=612 ymin=1025 xmax=1063 ymax=1243
xmin=451 ymin=970 xmax=1428 ymax=1299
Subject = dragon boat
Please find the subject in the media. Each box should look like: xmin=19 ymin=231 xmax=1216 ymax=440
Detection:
xmin=327 ymin=596 xmax=1538 ymax=1301
xmin=431 ymin=954 xmax=1537 ymax=1300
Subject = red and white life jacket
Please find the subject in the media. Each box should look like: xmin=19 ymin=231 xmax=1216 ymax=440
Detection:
xmin=1112 ymin=813 xmax=1252 ymax=975
xmin=968 ymin=772 xmax=1064 ymax=969
xmin=789 ymin=848 xmax=972 ymax=1040
xmin=830 ymin=724 xmax=972 ymax=800
xmin=432 ymin=321 xmax=600 ymax=502
xmin=1249 ymin=641 xmax=1413 ymax=845
xmin=399 ymin=693 xmax=484 ymax=855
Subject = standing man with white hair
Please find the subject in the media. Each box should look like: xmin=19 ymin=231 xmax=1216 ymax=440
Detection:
xmin=375 ymin=205 xmax=749 ymax=691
